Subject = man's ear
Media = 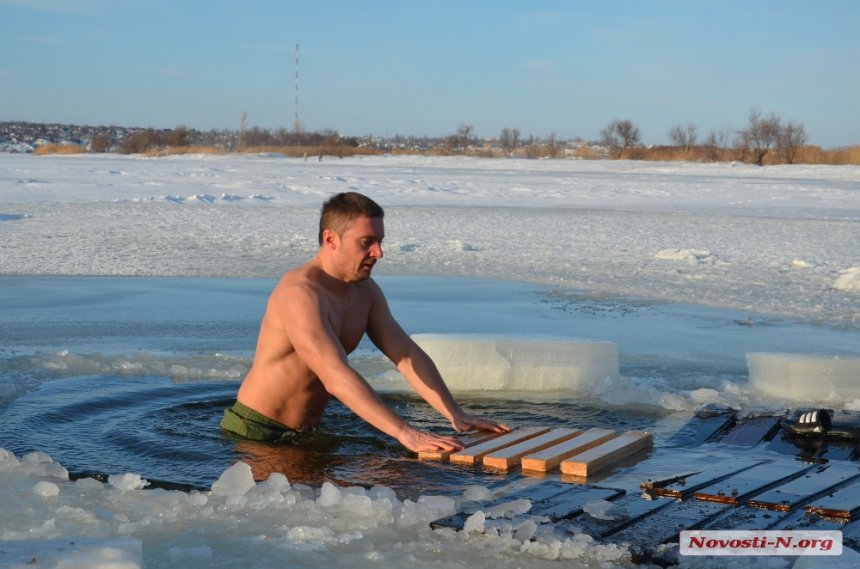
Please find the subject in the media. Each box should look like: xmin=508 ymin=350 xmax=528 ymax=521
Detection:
xmin=321 ymin=228 xmax=339 ymax=250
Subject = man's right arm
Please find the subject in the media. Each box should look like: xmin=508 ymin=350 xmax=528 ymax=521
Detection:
xmin=280 ymin=284 xmax=464 ymax=453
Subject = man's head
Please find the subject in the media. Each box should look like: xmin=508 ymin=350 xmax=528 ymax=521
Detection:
xmin=319 ymin=192 xmax=384 ymax=245
xmin=318 ymin=192 xmax=385 ymax=282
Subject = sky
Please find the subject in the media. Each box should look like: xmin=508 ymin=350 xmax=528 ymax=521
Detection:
xmin=1 ymin=0 xmax=859 ymax=148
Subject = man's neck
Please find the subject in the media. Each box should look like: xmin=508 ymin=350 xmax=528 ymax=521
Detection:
xmin=310 ymin=255 xmax=353 ymax=295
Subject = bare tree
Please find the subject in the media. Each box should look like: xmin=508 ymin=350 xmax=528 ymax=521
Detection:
xmin=668 ymin=122 xmax=698 ymax=152
xmin=455 ymin=123 xmax=474 ymax=152
xmin=777 ymin=120 xmax=807 ymax=164
xmin=170 ymin=125 xmax=192 ymax=147
xmin=545 ymin=132 xmax=562 ymax=159
xmin=703 ymin=128 xmax=730 ymax=162
xmin=499 ymin=127 xmax=520 ymax=156
xmin=600 ymin=119 xmax=641 ymax=158
xmin=737 ymin=109 xmax=781 ymax=165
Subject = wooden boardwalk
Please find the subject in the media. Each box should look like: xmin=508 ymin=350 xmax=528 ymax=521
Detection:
xmin=428 ymin=405 xmax=860 ymax=565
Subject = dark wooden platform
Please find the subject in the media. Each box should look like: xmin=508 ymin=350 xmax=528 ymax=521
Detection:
xmin=428 ymin=405 xmax=860 ymax=565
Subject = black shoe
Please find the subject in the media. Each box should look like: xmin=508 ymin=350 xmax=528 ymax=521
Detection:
xmin=781 ymin=409 xmax=832 ymax=435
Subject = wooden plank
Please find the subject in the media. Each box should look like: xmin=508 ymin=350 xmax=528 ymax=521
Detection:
xmin=621 ymin=458 xmax=818 ymax=560
xmin=560 ymin=431 xmax=652 ymax=478
xmin=664 ymin=403 xmax=736 ymax=448
xmin=644 ymin=457 xmax=767 ymax=499
xmin=693 ymin=460 xmax=813 ymax=505
xmin=640 ymin=469 xmax=701 ymax=492
xmin=748 ymin=463 xmax=860 ymax=512
xmin=805 ymin=477 xmax=860 ymax=521
xmin=530 ymin=485 xmax=624 ymax=521
xmin=430 ymin=483 xmax=625 ymax=532
xmin=720 ymin=415 xmax=783 ymax=447
xmin=449 ymin=426 xmax=550 ymax=465
xmin=521 ymin=428 xmax=616 ymax=473
xmin=429 ymin=480 xmax=573 ymax=531
xmin=417 ymin=430 xmax=502 ymax=461
xmin=558 ymin=492 xmax=678 ymax=540
xmin=605 ymin=498 xmax=730 ymax=561
xmin=482 ymin=428 xmax=581 ymax=471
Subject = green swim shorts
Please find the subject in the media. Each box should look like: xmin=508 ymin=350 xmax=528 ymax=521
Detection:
xmin=220 ymin=401 xmax=308 ymax=443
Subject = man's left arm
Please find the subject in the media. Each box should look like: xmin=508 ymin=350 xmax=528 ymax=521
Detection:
xmin=365 ymin=281 xmax=510 ymax=434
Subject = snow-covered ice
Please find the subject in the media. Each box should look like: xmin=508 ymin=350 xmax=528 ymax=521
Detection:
xmin=2 ymin=153 xmax=858 ymax=324
xmin=1 ymin=152 xmax=859 ymax=568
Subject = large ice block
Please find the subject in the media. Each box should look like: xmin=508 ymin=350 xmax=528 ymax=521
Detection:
xmin=412 ymin=334 xmax=619 ymax=391
xmin=747 ymin=352 xmax=860 ymax=400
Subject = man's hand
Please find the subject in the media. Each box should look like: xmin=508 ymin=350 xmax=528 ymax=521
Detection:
xmin=397 ymin=427 xmax=466 ymax=454
xmin=450 ymin=413 xmax=511 ymax=435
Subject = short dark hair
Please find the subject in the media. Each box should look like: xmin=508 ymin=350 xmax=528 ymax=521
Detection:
xmin=318 ymin=192 xmax=384 ymax=244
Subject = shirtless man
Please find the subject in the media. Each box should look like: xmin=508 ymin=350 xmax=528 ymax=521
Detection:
xmin=221 ymin=192 xmax=510 ymax=453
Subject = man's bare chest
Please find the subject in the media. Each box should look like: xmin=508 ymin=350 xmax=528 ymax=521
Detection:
xmin=326 ymin=296 xmax=371 ymax=354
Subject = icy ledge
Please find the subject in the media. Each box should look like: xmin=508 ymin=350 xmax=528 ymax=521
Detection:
xmin=748 ymin=352 xmax=860 ymax=401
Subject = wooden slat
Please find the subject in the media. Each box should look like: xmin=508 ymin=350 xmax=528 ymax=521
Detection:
xmin=693 ymin=460 xmax=813 ymax=505
xmin=748 ymin=463 xmax=860 ymax=512
xmin=805 ymin=477 xmax=860 ymax=521
xmin=557 ymin=491 xmax=677 ymax=540
xmin=521 ymin=428 xmax=616 ymax=473
xmin=449 ymin=427 xmax=550 ymax=465
xmin=664 ymin=404 xmax=736 ymax=448
xmin=640 ymin=469 xmax=701 ymax=492
xmin=560 ymin=431 xmax=652 ymax=478
xmin=482 ymin=428 xmax=581 ymax=471
xmin=645 ymin=457 xmax=767 ymax=500
xmin=604 ymin=499 xmax=729 ymax=560
xmin=530 ymin=486 xmax=624 ymax=520
xmin=720 ymin=415 xmax=783 ymax=447
xmin=429 ymin=480 xmax=572 ymax=531
xmin=418 ymin=430 xmax=502 ymax=461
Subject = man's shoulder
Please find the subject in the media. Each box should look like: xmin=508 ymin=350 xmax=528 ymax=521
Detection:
xmin=270 ymin=267 xmax=321 ymax=301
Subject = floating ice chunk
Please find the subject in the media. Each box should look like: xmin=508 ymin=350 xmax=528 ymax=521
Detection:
xmin=21 ymin=451 xmax=68 ymax=479
xmin=834 ymin=267 xmax=860 ymax=291
xmin=74 ymin=477 xmax=105 ymax=492
xmin=461 ymin=485 xmax=494 ymax=503
xmin=32 ymin=480 xmax=60 ymax=497
xmin=398 ymin=495 xmax=456 ymax=527
xmin=264 ymin=472 xmax=291 ymax=492
xmin=108 ymin=473 xmax=148 ymax=491
xmin=210 ymin=461 xmax=254 ymax=497
xmin=513 ymin=518 xmax=538 ymax=542
xmin=748 ymin=352 xmax=860 ymax=401
xmin=583 ymin=499 xmax=628 ymax=521
xmin=0 ymin=448 xmax=21 ymax=470
xmin=487 ymin=498 xmax=532 ymax=519
xmin=416 ymin=495 xmax=456 ymax=518
xmin=412 ymin=334 xmax=618 ymax=391
xmin=463 ymin=510 xmax=486 ymax=533
xmin=369 ymin=484 xmax=397 ymax=503
xmin=316 ymin=481 xmax=343 ymax=507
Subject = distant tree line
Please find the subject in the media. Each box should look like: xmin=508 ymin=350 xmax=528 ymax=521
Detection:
xmin=596 ymin=109 xmax=810 ymax=165
xmin=8 ymin=108 xmax=858 ymax=165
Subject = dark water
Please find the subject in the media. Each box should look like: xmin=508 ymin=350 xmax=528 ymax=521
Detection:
xmin=0 ymin=372 xmax=659 ymax=497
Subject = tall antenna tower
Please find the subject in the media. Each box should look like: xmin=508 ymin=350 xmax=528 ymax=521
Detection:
xmin=293 ymin=43 xmax=301 ymax=133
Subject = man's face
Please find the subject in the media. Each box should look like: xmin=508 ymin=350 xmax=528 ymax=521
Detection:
xmin=335 ymin=215 xmax=384 ymax=282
